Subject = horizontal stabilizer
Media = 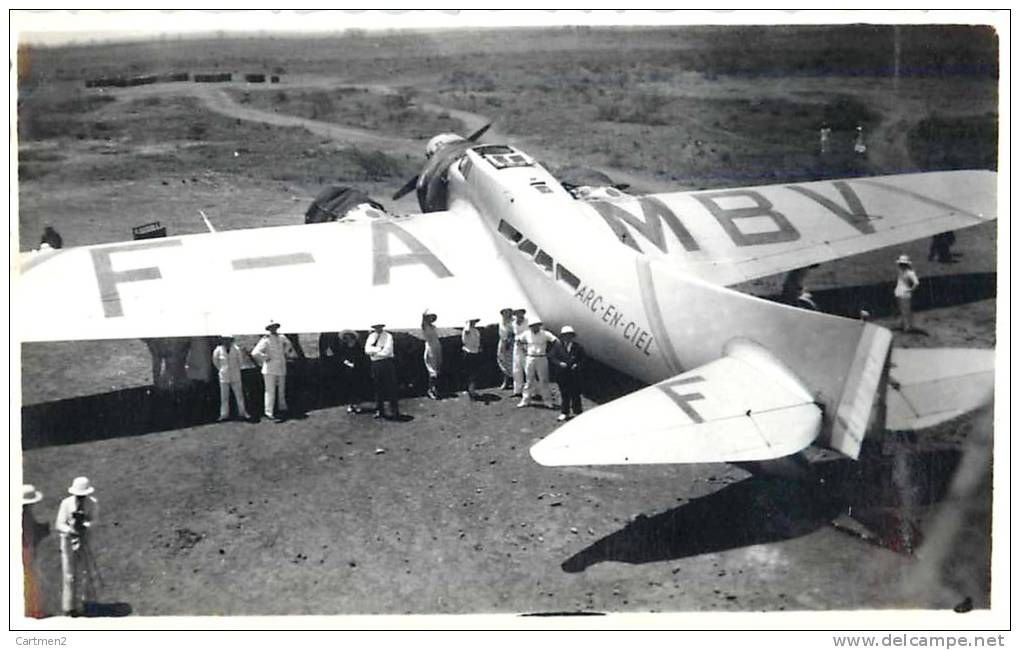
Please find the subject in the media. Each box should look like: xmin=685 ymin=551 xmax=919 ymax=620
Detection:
xmin=530 ymin=339 xmax=823 ymax=466
xmin=886 ymin=348 xmax=995 ymax=431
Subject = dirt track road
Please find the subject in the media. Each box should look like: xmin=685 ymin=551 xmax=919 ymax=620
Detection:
xmin=99 ymin=76 xmax=678 ymax=196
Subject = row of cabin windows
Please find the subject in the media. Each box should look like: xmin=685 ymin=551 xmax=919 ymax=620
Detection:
xmin=496 ymin=219 xmax=581 ymax=291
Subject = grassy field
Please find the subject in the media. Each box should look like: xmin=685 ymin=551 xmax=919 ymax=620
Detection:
xmin=15 ymin=23 xmax=1000 ymax=619
xmin=225 ymin=85 xmax=465 ymax=140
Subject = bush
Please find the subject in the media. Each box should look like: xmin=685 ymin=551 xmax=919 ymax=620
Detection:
xmin=822 ymin=95 xmax=881 ymax=129
xmin=346 ymin=148 xmax=405 ymax=180
xmin=908 ymin=112 xmax=998 ymax=170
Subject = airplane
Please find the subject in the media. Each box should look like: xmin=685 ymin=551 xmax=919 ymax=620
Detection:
xmin=16 ymin=129 xmax=997 ymax=480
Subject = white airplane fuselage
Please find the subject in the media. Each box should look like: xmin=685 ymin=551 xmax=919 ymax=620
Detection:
xmin=439 ymin=143 xmax=886 ymax=457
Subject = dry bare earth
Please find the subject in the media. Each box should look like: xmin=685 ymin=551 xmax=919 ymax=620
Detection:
xmin=17 ymin=25 xmax=996 ymax=617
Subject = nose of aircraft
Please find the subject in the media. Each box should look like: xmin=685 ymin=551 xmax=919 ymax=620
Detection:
xmin=391 ymin=123 xmax=493 ymax=202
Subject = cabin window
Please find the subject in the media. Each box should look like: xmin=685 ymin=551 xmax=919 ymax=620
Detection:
xmin=497 ymin=219 xmax=523 ymax=243
xmin=534 ymin=250 xmax=554 ymax=275
xmin=517 ymin=239 xmax=538 ymax=256
xmin=556 ymin=264 xmax=581 ymax=290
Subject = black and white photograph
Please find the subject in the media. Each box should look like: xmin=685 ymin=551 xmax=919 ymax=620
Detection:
xmin=10 ymin=9 xmax=1007 ymax=635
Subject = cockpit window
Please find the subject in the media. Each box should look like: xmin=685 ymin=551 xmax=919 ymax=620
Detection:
xmin=473 ymin=145 xmax=515 ymax=156
xmin=475 ymin=144 xmax=534 ymax=170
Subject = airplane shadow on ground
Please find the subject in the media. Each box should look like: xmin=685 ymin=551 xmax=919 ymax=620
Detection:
xmin=561 ymin=446 xmax=962 ymax=572
xmin=22 ymin=331 xmax=498 ymax=449
xmin=799 ymin=272 xmax=995 ymax=320
xmin=81 ymin=602 xmax=133 ymax=617
xmin=21 ymin=363 xmax=419 ymax=449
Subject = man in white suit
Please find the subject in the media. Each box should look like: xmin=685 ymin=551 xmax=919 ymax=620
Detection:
xmin=212 ymin=335 xmax=253 ymax=421
xmin=252 ymin=320 xmax=294 ymax=422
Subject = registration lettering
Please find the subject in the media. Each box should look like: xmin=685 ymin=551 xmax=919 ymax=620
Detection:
xmin=90 ymin=239 xmax=183 ymax=318
xmin=371 ymin=220 xmax=453 ymax=285
xmin=592 ymin=180 xmax=891 ymax=253
xmin=589 ymin=196 xmax=700 ymax=254
xmin=656 ymin=375 xmax=707 ymax=423
xmin=693 ymin=189 xmax=801 ymax=247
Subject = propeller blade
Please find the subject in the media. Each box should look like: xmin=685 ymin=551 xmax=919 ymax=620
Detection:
xmin=467 ymin=123 xmax=491 ymax=142
xmin=391 ymin=174 xmax=420 ymax=201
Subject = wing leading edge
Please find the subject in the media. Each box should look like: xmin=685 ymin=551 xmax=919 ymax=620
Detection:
xmin=16 ymin=209 xmax=534 ymax=342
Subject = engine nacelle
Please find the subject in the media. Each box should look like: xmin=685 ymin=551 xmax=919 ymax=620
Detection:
xmin=305 ymin=186 xmax=388 ymax=223
xmin=417 ymin=136 xmax=474 ymax=213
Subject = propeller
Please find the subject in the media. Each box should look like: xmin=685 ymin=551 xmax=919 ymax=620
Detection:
xmin=391 ymin=123 xmax=492 ymax=201
xmin=391 ymin=174 xmax=420 ymax=201
xmin=465 ymin=122 xmax=491 ymax=142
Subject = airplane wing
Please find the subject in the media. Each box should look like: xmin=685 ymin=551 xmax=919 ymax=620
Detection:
xmin=530 ymin=340 xmax=824 ymax=466
xmin=578 ymin=170 xmax=997 ymax=286
xmin=885 ymin=348 xmax=996 ymax=431
xmin=15 ymin=209 xmax=534 ymax=342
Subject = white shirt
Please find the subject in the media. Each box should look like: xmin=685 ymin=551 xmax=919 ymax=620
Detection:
xmin=520 ymin=328 xmax=557 ymax=356
xmin=252 ymin=333 xmax=292 ymax=375
xmin=513 ymin=318 xmax=530 ymax=347
xmin=462 ymin=327 xmax=481 ymax=354
xmin=894 ymin=268 xmax=920 ymax=298
xmin=365 ymin=330 xmax=394 ymax=361
xmin=212 ymin=343 xmax=245 ymax=383
xmin=55 ymin=495 xmax=99 ymax=536
xmin=422 ymin=323 xmax=441 ymax=352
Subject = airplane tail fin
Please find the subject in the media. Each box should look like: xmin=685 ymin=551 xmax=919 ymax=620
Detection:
xmin=884 ymin=348 xmax=995 ymax=431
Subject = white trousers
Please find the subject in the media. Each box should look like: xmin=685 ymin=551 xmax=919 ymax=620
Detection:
xmin=523 ymin=355 xmax=551 ymax=403
xmin=424 ymin=345 xmax=442 ymax=379
xmin=897 ymin=295 xmax=913 ymax=330
xmin=219 ymin=379 xmax=248 ymax=418
xmin=60 ymin=535 xmax=86 ymax=613
xmin=512 ymin=345 xmax=527 ymax=394
xmin=263 ymin=373 xmax=288 ymax=417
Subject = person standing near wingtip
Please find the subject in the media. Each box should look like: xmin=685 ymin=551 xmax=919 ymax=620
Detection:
xmin=894 ymin=254 xmax=920 ymax=332
xmin=854 ymin=124 xmax=867 ymax=154
xmin=511 ymin=308 xmax=529 ymax=397
xmin=365 ymin=323 xmax=400 ymax=419
xmin=212 ymin=335 xmax=252 ymax=422
xmin=461 ymin=318 xmax=482 ymax=399
xmin=496 ymin=308 xmax=514 ymax=390
xmin=421 ymin=310 xmax=443 ymax=400
xmin=818 ymin=122 xmax=831 ymax=156
xmin=55 ymin=477 xmax=99 ymax=617
xmin=551 ymin=325 xmax=585 ymax=422
xmin=22 ymin=485 xmax=48 ymax=618
xmin=252 ymin=320 xmax=294 ymax=422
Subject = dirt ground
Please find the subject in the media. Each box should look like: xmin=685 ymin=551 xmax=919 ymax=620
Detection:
xmin=15 ymin=25 xmax=999 ymax=619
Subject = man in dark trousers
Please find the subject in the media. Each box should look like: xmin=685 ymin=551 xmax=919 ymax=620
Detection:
xmin=364 ymin=323 xmax=400 ymax=419
xmin=40 ymin=224 xmax=63 ymax=249
xmin=551 ymin=325 xmax=585 ymax=422
xmin=928 ymin=231 xmax=957 ymax=263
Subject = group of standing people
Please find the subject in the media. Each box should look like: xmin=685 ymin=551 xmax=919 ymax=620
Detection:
xmin=498 ymin=308 xmax=586 ymax=421
xmin=21 ymin=477 xmax=99 ymax=617
xmin=781 ymin=255 xmax=924 ymax=334
xmin=817 ymin=123 xmax=867 ymax=156
xmin=210 ymin=321 xmax=294 ymax=423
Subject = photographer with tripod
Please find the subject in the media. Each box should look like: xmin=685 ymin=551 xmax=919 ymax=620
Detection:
xmin=54 ymin=477 xmax=100 ymax=617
